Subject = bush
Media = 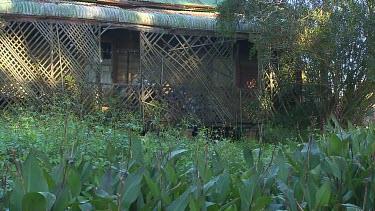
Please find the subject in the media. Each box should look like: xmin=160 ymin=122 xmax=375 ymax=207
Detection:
xmin=1 ymin=111 xmax=374 ymax=210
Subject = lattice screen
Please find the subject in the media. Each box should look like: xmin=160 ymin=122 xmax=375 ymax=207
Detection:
xmin=0 ymin=20 xmax=252 ymax=126
xmin=0 ymin=20 xmax=100 ymax=111
xmin=140 ymin=32 xmax=239 ymax=124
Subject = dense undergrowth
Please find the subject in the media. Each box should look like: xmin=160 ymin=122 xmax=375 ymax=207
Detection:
xmin=0 ymin=109 xmax=374 ymax=210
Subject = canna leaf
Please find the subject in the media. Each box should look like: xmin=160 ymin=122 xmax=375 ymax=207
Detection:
xmin=22 ymin=192 xmax=47 ymax=211
xmin=328 ymin=134 xmax=342 ymax=156
xmin=22 ymin=149 xmax=49 ymax=193
xmin=119 ymin=167 xmax=145 ymax=209
xmin=144 ymin=173 xmax=160 ymax=198
xmin=243 ymin=145 xmax=254 ymax=169
xmin=169 ymin=149 xmax=188 ymax=159
xmin=66 ymin=165 xmax=82 ymax=199
xmin=314 ymin=181 xmax=331 ymax=209
xmin=166 ymin=186 xmax=193 ymax=211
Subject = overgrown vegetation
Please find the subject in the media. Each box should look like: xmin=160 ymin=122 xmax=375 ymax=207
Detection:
xmin=0 ymin=109 xmax=374 ymax=210
xmin=218 ymin=0 xmax=375 ymax=128
xmin=0 ymin=0 xmax=374 ymax=210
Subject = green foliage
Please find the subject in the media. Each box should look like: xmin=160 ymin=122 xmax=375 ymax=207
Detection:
xmin=1 ymin=111 xmax=375 ymax=210
xmin=218 ymin=0 xmax=375 ymax=127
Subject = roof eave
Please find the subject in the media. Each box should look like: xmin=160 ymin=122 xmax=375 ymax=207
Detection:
xmin=0 ymin=1 xmax=256 ymax=35
xmin=95 ymin=0 xmax=216 ymax=11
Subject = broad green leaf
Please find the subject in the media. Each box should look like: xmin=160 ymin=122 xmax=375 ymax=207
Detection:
xmin=166 ymin=162 xmax=178 ymax=185
xmin=211 ymin=169 xmax=230 ymax=205
xmin=52 ymin=163 xmax=65 ymax=184
xmin=336 ymin=132 xmax=350 ymax=142
xmin=343 ymin=191 xmax=353 ymax=202
xmin=195 ymin=153 xmax=212 ymax=183
xmin=108 ymin=201 xmax=118 ymax=211
xmin=204 ymin=175 xmax=220 ymax=192
xmin=120 ymin=167 xmax=145 ymax=209
xmin=293 ymin=180 xmax=303 ymax=203
xmin=251 ymin=196 xmax=271 ymax=211
xmin=238 ymin=176 xmax=257 ymax=211
xmin=78 ymin=203 xmax=94 ymax=211
xmin=276 ymin=179 xmax=298 ymax=211
xmin=106 ymin=143 xmax=116 ymax=162
xmin=22 ymin=149 xmax=49 ymax=193
xmin=342 ymin=203 xmax=363 ymax=210
xmin=206 ymin=201 xmax=218 ymax=211
xmin=217 ymin=198 xmax=239 ymax=210
xmin=223 ymin=204 xmax=238 ymax=211
xmin=43 ymin=169 xmax=56 ymax=191
xmin=142 ymin=198 xmax=160 ymax=211
xmin=131 ymin=136 xmax=144 ymax=164
xmin=71 ymin=203 xmax=81 ymax=210
xmin=38 ymin=192 xmax=56 ymax=211
xmin=212 ymin=150 xmax=225 ymax=175
xmin=265 ymin=165 xmax=279 ymax=188
xmin=144 ymin=174 xmax=160 ymax=198
xmin=286 ymin=152 xmax=302 ymax=172
xmin=305 ymin=177 xmax=317 ymax=210
xmin=161 ymin=189 xmax=172 ymax=205
xmin=166 ymin=187 xmax=192 ymax=211
xmin=79 ymin=160 xmax=92 ymax=183
xmin=10 ymin=177 xmax=24 ymax=211
xmin=310 ymin=164 xmax=321 ymax=182
xmin=189 ymin=196 xmax=199 ymax=211
xmin=100 ymin=168 xmax=113 ymax=194
xmin=323 ymin=156 xmax=346 ymax=180
xmin=314 ymin=181 xmax=331 ymax=209
xmin=276 ymin=150 xmax=288 ymax=183
xmin=137 ymin=191 xmax=145 ymax=210
xmin=367 ymin=140 xmax=375 ymax=157
xmin=51 ymin=184 xmax=70 ymax=211
xmin=169 ymin=149 xmax=188 ymax=159
xmin=94 ymin=188 xmax=115 ymax=200
xmin=89 ymin=198 xmax=116 ymax=210
xmin=66 ymin=165 xmax=82 ymax=199
xmin=301 ymin=139 xmax=320 ymax=155
xmin=243 ymin=145 xmax=254 ymax=169
xmin=22 ymin=192 xmax=47 ymax=211
xmin=328 ymin=134 xmax=342 ymax=156
xmin=35 ymin=149 xmax=52 ymax=171
xmin=268 ymin=203 xmax=283 ymax=211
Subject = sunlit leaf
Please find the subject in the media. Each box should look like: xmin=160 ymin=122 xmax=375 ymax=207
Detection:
xmin=169 ymin=149 xmax=188 ymax=159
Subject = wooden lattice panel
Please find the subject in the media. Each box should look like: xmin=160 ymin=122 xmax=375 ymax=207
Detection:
xmin=101 ymin=83 xmax=141 ymax=111
xmin=0 ymin=20 xmax=100 ymax=111
xmin=140 ymin=32 xmax=237 ymax=124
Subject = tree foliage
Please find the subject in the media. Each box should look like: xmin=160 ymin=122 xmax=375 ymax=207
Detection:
xmin=218 ymin=0 xmax=375 ymax=126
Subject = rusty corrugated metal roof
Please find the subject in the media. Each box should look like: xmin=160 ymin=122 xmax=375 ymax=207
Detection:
xmin=66 ymin=0 xmax=221 ymax=9
xmin=129 ymin=0 xmax=222 ymax=7
xmin=0 ymin=0 xmax=256 ymax=32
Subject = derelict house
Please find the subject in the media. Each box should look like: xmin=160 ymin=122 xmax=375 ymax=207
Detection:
xmin=0 ymin=0 xmax=259 ymax=126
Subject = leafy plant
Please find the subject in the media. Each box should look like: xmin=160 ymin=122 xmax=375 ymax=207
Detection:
xmin=1 ymin=110 xmax=374 ymax=210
